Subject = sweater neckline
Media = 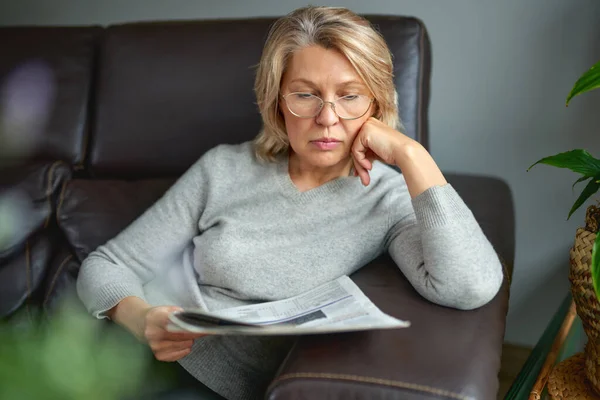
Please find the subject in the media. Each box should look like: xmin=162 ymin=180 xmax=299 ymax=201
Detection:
xmin=273 ymin=152 xmax=360 ymax=204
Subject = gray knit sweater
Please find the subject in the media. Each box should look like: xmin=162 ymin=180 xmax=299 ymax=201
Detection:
xmin=76 ymin=141 xmax=503 ymax=400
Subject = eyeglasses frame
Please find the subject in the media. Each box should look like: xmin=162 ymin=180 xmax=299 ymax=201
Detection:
xmin=281 ymin=92 xmax=374 ymax=120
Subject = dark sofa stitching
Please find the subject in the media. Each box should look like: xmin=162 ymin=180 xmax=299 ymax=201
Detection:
xmin=44 ymin=161 xmax=65 ymax=228
xmin=270 ymin=373 xmax=472 ymax=400
xmin=43 ymin=254 xmax=73 ymax=306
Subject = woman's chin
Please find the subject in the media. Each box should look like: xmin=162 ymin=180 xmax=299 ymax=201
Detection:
xmin=303 ymin=151 xmax=351 ymax=169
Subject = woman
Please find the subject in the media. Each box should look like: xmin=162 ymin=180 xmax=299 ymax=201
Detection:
xmin=77 ymin=6 xmax=503 ymax=400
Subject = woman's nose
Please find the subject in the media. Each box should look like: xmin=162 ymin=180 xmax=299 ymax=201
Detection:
xmin=316 ymin=101 xmax=339 ymax=126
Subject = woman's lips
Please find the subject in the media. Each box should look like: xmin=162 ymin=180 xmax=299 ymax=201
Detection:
xmin=311 ymin=139 xmax=341 ymax=150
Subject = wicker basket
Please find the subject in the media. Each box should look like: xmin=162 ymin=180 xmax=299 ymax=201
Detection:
xmin=569 ymin=204 xmax=600 ymax=395
xmin=548 ymin=353 xmax=598 ymax=399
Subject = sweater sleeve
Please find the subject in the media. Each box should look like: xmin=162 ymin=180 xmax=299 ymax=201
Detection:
xmin=76 ymin=148 xmax=216 ymax=318
xmin=386 ymin=183 xmax=503 ymax=310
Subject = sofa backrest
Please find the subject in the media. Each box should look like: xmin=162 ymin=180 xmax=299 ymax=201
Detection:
xmin=0 ymin=27 xmax=101 ymax=168
xmin=0 ymin=14 xmax=433 ymax=318
xmin=86 ymin=16 xmax=431 ymax=179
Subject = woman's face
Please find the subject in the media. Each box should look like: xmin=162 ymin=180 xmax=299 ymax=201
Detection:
xmin=280 ymin=45 xmax=373 ymax=172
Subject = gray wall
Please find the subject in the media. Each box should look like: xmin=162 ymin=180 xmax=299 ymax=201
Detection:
xmin=2 ymin=0 xmax=600 ymax=346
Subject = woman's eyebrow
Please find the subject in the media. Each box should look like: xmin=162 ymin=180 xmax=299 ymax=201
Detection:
xmin=289 ymin=78 xmax=318 ymax=87
xmin=289 ymin=78 xmax=365 ymax=87
xmin=337 ymin=79 xmax=365 ymax=87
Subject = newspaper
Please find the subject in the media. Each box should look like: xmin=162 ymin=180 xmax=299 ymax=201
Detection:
xmin=167 ymin=276 xmax=410 ymax=335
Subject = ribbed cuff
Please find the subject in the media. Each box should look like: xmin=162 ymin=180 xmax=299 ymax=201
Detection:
xmin=411 ymin=184 xmax=474 ymax=230
xmin=91 ymin=283 xmax=146 ymax=319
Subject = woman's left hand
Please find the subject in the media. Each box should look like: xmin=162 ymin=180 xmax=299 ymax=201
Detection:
xmin=351 ymin=117 xmax=420 ymax=186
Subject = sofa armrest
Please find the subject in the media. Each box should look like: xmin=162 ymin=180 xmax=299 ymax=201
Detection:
xmin=0 ymin=161 xmax=71 ymax=318
xmin=268 ymin=257 xmax=510 ymax=400
xmin=267 ymin=173 xmax=514 ymax=400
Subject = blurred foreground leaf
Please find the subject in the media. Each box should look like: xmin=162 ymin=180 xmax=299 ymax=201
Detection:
xmin=0 ymin=294 xmax=167 ymax=400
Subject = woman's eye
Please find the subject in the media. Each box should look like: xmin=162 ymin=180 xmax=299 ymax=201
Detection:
xmin=340 ymin=95 xmax=359 ymax=101
xmin=294 ymin=93 xmax=314 ymax=99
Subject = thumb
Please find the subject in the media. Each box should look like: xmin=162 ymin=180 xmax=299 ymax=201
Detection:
xmin=152 ymin=306 xmax=185 ymax=330
xmin=163 ymin=306 xmax=184 ymax=317
xmin=146 ymin=305 xmax=184 ymax=323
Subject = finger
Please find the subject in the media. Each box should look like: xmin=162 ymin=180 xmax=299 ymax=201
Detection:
xmin=358 ymin=167 xmax=370 ymax=186
xmin=155 ymin=347 xmax=192 ymax=362
xmin=162 ymin=331 xmax=207 ymax=341
xmin=353 ymin=141 xmax=372 ymax=172
xmin=365 ymin=149 xmax=383 ymax=166
xmin=145 ymin=324 xmax=206 ymax=341
xmin=352 ymin=154 xmax=370 ymax=186
xmin=145 ymin=306 xmax=182 ymax=332
xmin=150 ymin=339 xmax=194 ymax=353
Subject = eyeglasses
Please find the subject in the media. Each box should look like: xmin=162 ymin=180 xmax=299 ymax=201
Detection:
xmin=282 ymin=92 xmax=374 ymax=120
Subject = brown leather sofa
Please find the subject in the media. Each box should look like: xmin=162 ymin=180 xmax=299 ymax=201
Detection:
xmin=0 ymin=16 xmax=515 ymax=400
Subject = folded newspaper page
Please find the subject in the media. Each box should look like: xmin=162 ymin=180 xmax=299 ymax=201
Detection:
xmin=167 ymin=276 xmax=410 ymax=335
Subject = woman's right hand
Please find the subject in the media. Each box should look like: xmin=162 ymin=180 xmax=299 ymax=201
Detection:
xmin=108 ymin=297 xmax=206 ymax=363
xmin=142 ymin=305 xmax=207 ymax=362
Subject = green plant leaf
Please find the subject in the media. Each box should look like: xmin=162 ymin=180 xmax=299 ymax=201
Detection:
xmin=592 ymin=232 xmax=600 ymax=302
xmin=566 ymin=60 xmax=600 ymax=106
xmin=0 ymin=295 xmax=155 ymax=400
xmin=573 ymin=176 xmax=591 ymax=191
xmin=568 ymin=178 xmax=600 ymax=219
xmin=528 ymin=149 xmax=600 ymax=177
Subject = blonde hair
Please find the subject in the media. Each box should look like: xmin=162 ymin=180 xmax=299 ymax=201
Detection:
xmin=253 ymin=6 xmax=401 ymax=162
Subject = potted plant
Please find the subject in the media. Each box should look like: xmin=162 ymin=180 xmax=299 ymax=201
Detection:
xmin=528 ymin=60 xmax=600 ymax=395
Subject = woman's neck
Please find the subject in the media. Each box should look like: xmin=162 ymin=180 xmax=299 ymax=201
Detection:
xmin=287 ymin=152 xmax=353 ymax=192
